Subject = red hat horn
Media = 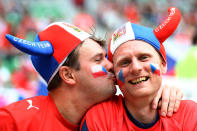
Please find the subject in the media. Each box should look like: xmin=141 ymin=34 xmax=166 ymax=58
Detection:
xmin=153 ymin=7 xmax=181 ymax=43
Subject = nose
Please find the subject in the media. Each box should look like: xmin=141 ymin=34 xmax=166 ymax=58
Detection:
xmin=130 ymin=59 xmax=142 ymax=75
xmin=103 ymin=58 xmax=113 ymax=72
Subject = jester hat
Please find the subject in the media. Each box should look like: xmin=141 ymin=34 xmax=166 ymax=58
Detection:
xmin=6 ymin=22 xmax=91 ymax=84
xmin=108 ymin=7 xmax=181 ymax=64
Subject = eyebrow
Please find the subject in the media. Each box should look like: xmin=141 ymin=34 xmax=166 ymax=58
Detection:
xmin=91 ymin=53 xmax=104 ymax=60
xmin=116 ymin=55 xmax=129 ymax=63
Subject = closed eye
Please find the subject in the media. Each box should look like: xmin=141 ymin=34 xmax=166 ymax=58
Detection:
xmin=95 ymin=56 xmax=102 ymax=62
xmin=94 ymin=53 xmax=104 ymax=63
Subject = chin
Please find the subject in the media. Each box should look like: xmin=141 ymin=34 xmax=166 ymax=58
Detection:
xmin=103 ymin=88 xmax=116 ymax=100
xmin=123 ymin=88 xmax=154 ymax=98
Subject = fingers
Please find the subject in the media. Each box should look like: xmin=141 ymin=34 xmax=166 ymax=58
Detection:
xmin=152 ymin=84 xmax=183 ymax=117
xmin=173 ymin=88 xmax=183 ymax=112
xmin=160 ymin=85 xmax=183 ymax=117
xmin=152 ymin=85 xmax=163 ymax=109
xmin=160 ymin=85 xmax=170 ymax=117
xmin=158 ymin=100 xmax=162 ymax=107
xmin=166 ymin=86 xmax=176 ymax=117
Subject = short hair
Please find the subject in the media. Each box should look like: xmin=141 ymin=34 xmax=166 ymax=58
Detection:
xmin=48 ymin=36 xmax=106 ymax=91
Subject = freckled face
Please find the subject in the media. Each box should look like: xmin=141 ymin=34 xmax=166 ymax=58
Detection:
xmin=113 ymin=40 xmax=167 ymax=98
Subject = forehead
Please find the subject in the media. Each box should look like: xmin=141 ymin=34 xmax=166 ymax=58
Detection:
xmin=115 ymin=40 xmax=158 ymax=55
xmin=79 ymin=38 xmax=105 ymax=57
xmin=113 ymin=40 xmax=160 ymax=61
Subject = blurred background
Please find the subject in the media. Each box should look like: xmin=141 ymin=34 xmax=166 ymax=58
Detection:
xmin=0 ymin=0 xmax=197 ymax=107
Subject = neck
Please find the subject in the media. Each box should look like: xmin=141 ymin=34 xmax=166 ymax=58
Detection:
xmin=124 ymin=95 xmax=157 ymax=124
xmin=49 ymin=84 xmax=93 ymax=125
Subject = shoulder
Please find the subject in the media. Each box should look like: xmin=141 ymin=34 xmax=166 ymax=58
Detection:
xmin=0 ymin=96 xmax=48 ymax=130
xmin=97 ymin=94 xmax=123 ymax=106
xmin=0 ymin=108 xmax=17 ymax=130
xmin=162 ymin=100 xmax=197 ymax=129
xmin=179 ymin=100 xmax=197 ymax=111
xmin=178 ymin=100 xmax=197 ymax=118
xmin=178 ymin=100 xmax=197 ymax=129
xmin=88 ymin=95 xmax=123 ymax=114
xmin=4 ymin=95 xmax=47 ymax=111
xmin=171 ymin=100 xmax=197 ymax=117
xmin=2 ymin=95 xmax=49 ymax=122
xmin=80 ymin=95 xmax=124 ymax=130
xmin=170 ymin=100 xmax=197 ymax=118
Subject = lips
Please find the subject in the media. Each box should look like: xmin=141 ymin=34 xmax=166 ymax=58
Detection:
xmin=128 ymin=76 xmax=149 ymax=85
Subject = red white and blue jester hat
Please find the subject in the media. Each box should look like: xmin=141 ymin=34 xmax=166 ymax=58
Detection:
xmin=108 ymin=7 xmax=181 ymax=64
xmin=6 ymin=22 xmax=91 ymax=85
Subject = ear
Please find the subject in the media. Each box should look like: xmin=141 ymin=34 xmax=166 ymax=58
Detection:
xmin=161 ymin=61 xmax=167 ymax=74
xmin=59 ymin=66 xmax=76 ymax=85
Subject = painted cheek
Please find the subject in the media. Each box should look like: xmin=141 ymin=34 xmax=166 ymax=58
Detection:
xmin=117 ymin=69 xmax=125 ymax=87
xmin=150 ymin=64 xmax=161 ymax=76
xmin=91 ymin=65 xmax=108 ymax=78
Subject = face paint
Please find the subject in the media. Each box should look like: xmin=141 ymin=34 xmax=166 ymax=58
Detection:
xmin=117 ymin=69 xmax=125 ymax=87
xmin=91 ymin=65 xmax=108 ymax=78
xmin=150 ymin=64 xmax=161 ymax=76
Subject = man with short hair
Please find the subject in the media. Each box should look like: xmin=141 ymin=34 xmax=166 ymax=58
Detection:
xmin=0 ymin=22 xmax=116 ymax=130
xmin=81 ymin=7 xmax=197 ymax=130
xmin=0 ymin=21 xmax=182 ymax=130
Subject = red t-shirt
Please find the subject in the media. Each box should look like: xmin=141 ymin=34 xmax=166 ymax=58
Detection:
xmin=0 ymin=95 xmax=78 ymax=131
xmin=81 ymin=95 xmax=197 ymax=131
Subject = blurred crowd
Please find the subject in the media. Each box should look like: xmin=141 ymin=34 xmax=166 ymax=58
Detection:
xmin=0 ymin=0 xmax=197 ymax=107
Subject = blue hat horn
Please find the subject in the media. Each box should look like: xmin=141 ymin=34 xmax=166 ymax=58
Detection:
xmin=5 ymin=34 xmax=53 ymax=56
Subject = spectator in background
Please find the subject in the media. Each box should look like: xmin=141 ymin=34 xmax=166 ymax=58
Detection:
xmin=73 ymin=12 xmax=95 ymax=33
xmin=123 ymin=1 xmax=140 ymax=24
xmin=176 ymin=27 xmax=197 ymax=78
xmin=16 ymin=9 xmax=37 ymax=41
xmin=192 ymin=27 xmax=197 ymax=45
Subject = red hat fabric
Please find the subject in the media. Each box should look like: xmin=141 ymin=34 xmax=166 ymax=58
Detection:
xmin=6 ymin=22 xmax=91 ymax=84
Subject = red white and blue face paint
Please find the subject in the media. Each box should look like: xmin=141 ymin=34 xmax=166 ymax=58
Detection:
xmin=91 ymin=65 xmax=108 ymax=78
xmin=117 ymin=69 xmax=125 ymax=87
xmin=150 ymin=64 xmax=161 ymax=76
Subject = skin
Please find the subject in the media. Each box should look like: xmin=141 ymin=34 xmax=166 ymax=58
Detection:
xmin=50 ymin=39 xmax=182 ymax=125
xmin=113 ymin=40 xmax=175 ymax=123
xmin=50 ymin=38 xmax=116 ymax=125
xmin=113 ymin=40 xmax=166 ymax=98
xmin=74 ymin=39 xmax=117 ymax=102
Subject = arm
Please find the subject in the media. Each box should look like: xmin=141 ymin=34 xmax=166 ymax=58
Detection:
xmin=152 ymin=85 xmax=183 ymax=117
xmin=0 ymin=109 xmax=17 ymax=130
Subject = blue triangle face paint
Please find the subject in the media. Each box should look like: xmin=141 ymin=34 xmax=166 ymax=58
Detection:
xmin=117 ymin=69 xmax=125 ymax=87
xmin=150 ymin=64 xmax=161 ymax=76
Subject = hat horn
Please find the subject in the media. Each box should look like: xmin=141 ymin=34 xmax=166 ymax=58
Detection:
xmin=153 ymin=7 xmax=181 ymax=43
xmin=5 ymin=34 xmax=53 ymax=56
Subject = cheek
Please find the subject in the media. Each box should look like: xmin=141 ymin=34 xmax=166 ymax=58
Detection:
xmin=91 ymin=65 xmax=108 ymax=78
xmin=150 ymin=63 xmax=161 ymax=76
xmin=116 ymin=69 xmax=126 ymax=88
